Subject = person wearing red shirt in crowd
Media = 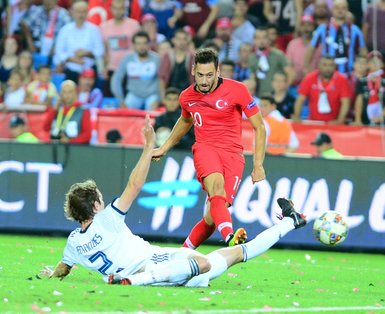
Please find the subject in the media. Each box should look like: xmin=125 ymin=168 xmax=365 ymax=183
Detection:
xmin=293 ymin=55 xmax=351 ymax=123
xmin=152 ymin=48 xmax=266 ymax=249
xmin=43 ymin=80 xmax=91 ymax=144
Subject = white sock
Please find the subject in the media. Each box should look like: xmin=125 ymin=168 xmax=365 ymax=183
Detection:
xmin=185 ymin=251 xmax=228 ymax=287
xmin=242 ymin=217 xmax=295 ymax=262
xmin=128 ymin=258 xmax=200 ymax=286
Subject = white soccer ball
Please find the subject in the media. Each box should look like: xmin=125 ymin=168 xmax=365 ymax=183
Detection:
xmin=313 ymin=211 xmax=349 ymax=246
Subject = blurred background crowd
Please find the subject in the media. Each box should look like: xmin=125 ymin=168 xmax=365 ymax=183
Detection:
xmin=0 ymin=0 xmax=384 ymax=157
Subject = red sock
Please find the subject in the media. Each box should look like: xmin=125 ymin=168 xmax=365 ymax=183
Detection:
xmin=183 ymin=219 xmax=216 ymax=249
xmin=209 ymin=195 xmax=233 ymax=242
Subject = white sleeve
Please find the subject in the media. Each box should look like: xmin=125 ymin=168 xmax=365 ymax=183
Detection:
xmin=62 ymin=237 xmax=78 ymax=267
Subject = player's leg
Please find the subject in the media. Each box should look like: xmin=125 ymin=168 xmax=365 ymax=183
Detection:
xmin=204 ymin=172 xmax=235 ymax=244
xmin=183 ymin=201 xmax=216 ymax=249
xmin=109 ymin=249 xmax=211 ymax=286
xmin=222 ymin=151 xmax=247 ymax=246
xmin=186 ymin=198 xmax=306 ymax=287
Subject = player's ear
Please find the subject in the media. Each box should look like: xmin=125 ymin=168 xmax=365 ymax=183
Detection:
xmin=191 ymin=64 xmax=195 ymax=76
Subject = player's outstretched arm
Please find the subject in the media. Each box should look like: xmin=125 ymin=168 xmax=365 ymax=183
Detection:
xmin=116 ymin=115 xmax=155 ymax=213
xmin=248 ymin=112 xmax=266 ymax=184
xmin=152 ymin=116 xmax=193 ymax=161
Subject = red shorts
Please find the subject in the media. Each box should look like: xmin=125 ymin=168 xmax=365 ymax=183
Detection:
xmin=192 ymin=143 xmax=245 ymax=205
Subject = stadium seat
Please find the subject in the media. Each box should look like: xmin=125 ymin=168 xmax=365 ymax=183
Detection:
xmin=51 ymin=73 xmax=65 ymax=92
xmin=32 ymin=53 xmax=49 ymax=70
xmin=101 ymin=97 xmax=120 ymax=109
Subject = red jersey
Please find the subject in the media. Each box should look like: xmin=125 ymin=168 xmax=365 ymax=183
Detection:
xmin=298 ymin=70 xmax=351 ymax=121
xmin=180 ymin=78 xmax=259 ymax=153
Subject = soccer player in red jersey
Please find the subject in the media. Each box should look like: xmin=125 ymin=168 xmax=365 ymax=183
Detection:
xmin=152 ymin=48 xmax=266 ymax=248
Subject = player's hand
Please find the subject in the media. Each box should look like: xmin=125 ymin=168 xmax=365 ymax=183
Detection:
xmin=251 ymin=165 xmax=266 ymax=184
xmin=142 ymin=114 xmax=155 ymax=149
xmin=39 ymin=266 xmax=54 ymax=278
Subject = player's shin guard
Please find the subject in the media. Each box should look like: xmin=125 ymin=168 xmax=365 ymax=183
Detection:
xmin=209 ymin=195 xmax=233 ymax=241
xmin=127 ymin=258 xmax=200 ymax=286
xmin=183 ymin=219 xmax=216 ymax=249
xmin=241 ymin=217 xmax=295 ymax=262
xmin=185 ymin=251 xmax=228 ymax=287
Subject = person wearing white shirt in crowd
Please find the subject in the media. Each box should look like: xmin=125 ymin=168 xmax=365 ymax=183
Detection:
xmin=3 ymin=70 xmax=26 ymax=108
xmin=53 ymin=1 xmax=104 ymax=83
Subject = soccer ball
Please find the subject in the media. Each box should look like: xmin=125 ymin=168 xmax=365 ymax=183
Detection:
xmin=313 ymin=211 xmax=349 ymax=246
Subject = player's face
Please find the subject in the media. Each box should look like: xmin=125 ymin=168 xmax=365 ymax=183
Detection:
xmin=193 ymin=62 xmax=219 ymax=94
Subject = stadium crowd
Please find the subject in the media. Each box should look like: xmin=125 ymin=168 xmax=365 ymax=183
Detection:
xmin=0 ymin=0 xmax=384 ymax=155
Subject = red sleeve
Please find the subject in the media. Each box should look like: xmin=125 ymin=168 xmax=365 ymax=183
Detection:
xmin=43 ymin=107 xmax=56 ymax=132
xmin=179 ymin=92 xmax=191 ymax=119
xmin=238 ymin=82 xmax=259 ymax=117
xmin=69 ymin=109 xmax=92 ymax=144
xmin=339 ymin=75 xmax=352 ymax=98
xmin=298 ymin=74 xmax=312 ymax=97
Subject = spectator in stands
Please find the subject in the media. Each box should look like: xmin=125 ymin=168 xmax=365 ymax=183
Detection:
xmin=354 ymin=51 xmax=385 ymax=126
xmin=111 ymin=31 xmax=160 ymax=110
xmin=266 ymin=23 xmax=279 ymax=50
xmin=0 ymin=37 xmax=18 ymax=83
xmin=242 ymin=78 xmax=259 ymax=103
xmin=286 ymin=15 xmax=321 ymax=86
xmin=8 ymin=114 xmax=39 ymax=143
xmin=348 ymin=55 xmax=368 ymax=120
xmin=142 ymin=0 xmax=183 ymax=39
xmin=272 ymin=72 xmax=295 ymax=119
xmin=219 ymin=59 xmax=235 ymax=79
xmin=304 ymin=0 xmax=331 ymax=26
xmin=43 ymin=80 xmax=91 ymax=144
xmin=14 ymin=50 xmax=35 ymax=85
xmin=154 ymin=87 xmax=194 ymax=149
xmin=141 ymin=13 xmax=167 ymax=52
xmin=362 ymin=0 xmax=385 ymax=57
xmin=231 ymin=0 xmax=257 ymax=61
xmin=20 ymin=0 xmax=71 ymax=56
xmin=53 ymin=1 xmax=104 ymax=83
xmin=3 ymin=70 xmax=26 ymax=108
xmin=311 ymin=132 xmax=343 ymax=159
xmin=179 ymin=0 xmax=219 ymax=43
xmin=100 ymin=0 xmax=141 ymax=96
xmin=25 ymin=64 xmax=58 ymax=106
xmin=77 ymin=68 xmax=103 ymax=109
xmin=249 ymin=26 xmax=295 ymax=95
xmin=305 ymin=0 xmax=367 ymax=75
xmin=4 ymin=0 xmax=30 ymax=37
xmin=0 ymin=82 xmax=5 ymax=103
xmin=159 ymin=28 xmax=194 ymax=98
xmin=234 ymin=42 xmax=252 ymax=82
xmin=106 ymin=128 xmax=123 ymax=144
xmin=213 ymin=17 xmax=236 ymax=62
xmin=293 ymin=55 xmax=351 ymax=124
xmin=259 ymin=94 xmax=299 ymax=155
xmin=262 ymin=0 xmax=303 ymax=51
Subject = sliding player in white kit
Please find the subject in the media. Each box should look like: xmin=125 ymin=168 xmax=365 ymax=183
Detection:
xmin=41 ymin=115 xmax=306 ymax=287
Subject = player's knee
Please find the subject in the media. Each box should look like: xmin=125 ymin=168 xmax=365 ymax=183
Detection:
xmin=194 ymin=256 xmax=211 ymax=274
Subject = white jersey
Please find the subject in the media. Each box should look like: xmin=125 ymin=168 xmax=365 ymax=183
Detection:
xmin=62 ymin=198 xmax=155 ymax=281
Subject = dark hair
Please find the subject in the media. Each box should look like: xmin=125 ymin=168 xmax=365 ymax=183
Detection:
xmin=38 ymin=65 xmax=51 ymax=72
xmin=64 ymin=180 xmax=101 ymax=223
xmin=200 ymin=39 xmax=220 ymax=52
xmin=165 ymin=87 xmax=180 ymax=97
xmin=194 ymin=48 xmax=219 ymax=68
xmin=260 ymin=93 xmax=275 ymax=104
xmin=132 ymin=30 xmax=150 ymax=43
xmin=220 ymin=59 xmax=236 ymax=68
xmin=320 ymin=54 xmax=335 ymax=61
xmin=256 ymin=25 xmax=269 ymax=32
xmin=265 ymin=22 xmax=278 ymax=31
xmin=173 ymin=28 xmax=189 ymax=37
xmin=273 ymin=71 xmax=288 ymax=80
xmin=106 ymin=129 xmax=122 ymax=143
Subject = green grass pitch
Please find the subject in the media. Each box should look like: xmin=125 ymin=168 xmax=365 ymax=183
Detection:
xmin=0 ymin=234 xmax=384 ymax=313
